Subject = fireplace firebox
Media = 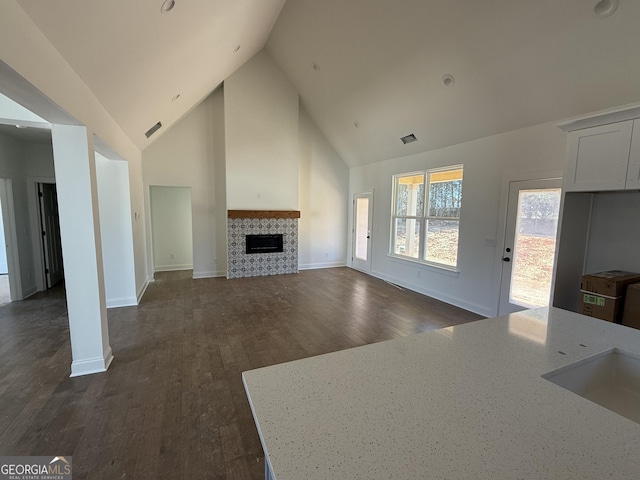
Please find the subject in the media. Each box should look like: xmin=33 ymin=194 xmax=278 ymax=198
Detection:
xmin=246 ymin=234 xmax=284 ymax=254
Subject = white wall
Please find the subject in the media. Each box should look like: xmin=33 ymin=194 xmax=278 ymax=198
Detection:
xmin=349 ymin=122 xmax=566 ymax=317
xmin=584 ymin=191 xmax=640 ymax=274
xmin=225 ymin=50 xmax=299 ymax=210
xmin=142 ymin=89 xmax=227 ymax=279
xmin=298 ymin=107 xmax=349 ymax=269
xmin=96 ymin=153 xmax=137 ymax=307
xmin=24 ymin=143 xmax=55 ymax=177
xmin=149 ymin=186 xmax=194 ymax=271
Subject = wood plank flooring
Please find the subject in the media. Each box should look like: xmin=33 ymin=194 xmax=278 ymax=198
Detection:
xmin=0 ymin=267 xmax=483 ymax=479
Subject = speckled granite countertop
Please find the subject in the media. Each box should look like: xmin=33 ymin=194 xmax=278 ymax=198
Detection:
xmin=242 ymin=307 xmax=640 ymax=479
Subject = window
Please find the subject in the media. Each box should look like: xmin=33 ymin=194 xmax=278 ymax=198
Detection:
xmin=391 ymin=165 xmax=463 ymax=269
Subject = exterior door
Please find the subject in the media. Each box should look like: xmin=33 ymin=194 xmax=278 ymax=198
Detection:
xmin=499 ymin=179 xmax=562 ymax=315
xmin=352 ymin=192 xmax=373 ymax=272
xmin=38 ymin=183 xmax=64 ymax=288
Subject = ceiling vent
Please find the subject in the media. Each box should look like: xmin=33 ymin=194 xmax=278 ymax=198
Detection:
xmin=400 ymin=133 xmax=417 ymax=144
xmin=145 ymin=122 xmax=162 ymax=139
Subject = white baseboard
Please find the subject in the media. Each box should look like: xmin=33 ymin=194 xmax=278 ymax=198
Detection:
xmin=137 ymin=279 xmax=150 ymax=303
xmin=192 ymin=270 xmax=226 ymax=279
xmin=299 ymin=261 xmax=347 ymax=271
xmin=154 ymin=264 xmax=193 ymax=272
xmin=361 ymin=268 xmax=492 ymax=318
xmin=70 ymin=346 xmax=114 ymax=377
xmin=106 ymin=296 xmax=138 ymax=308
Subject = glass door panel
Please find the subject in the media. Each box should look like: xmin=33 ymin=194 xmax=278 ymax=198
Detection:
xmin=499 ymin=179 xmax=562 ymax=314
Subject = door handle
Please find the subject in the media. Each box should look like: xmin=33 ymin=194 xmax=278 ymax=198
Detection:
xmin=502 ymin=257 xmax=511 ymax=262
xmin=367 ymin=236 xmax=370 ymax=239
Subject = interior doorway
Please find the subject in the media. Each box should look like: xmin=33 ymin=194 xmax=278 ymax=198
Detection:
xmin=37 ymin=182 xmax=64 ymax=288
xmin=149 ymin=186 xmax=194 ymax=273
xmin=352 ymin=192 xmax=373 ymax=273
xmin=498 ymin=178 xmax=562 ymax=315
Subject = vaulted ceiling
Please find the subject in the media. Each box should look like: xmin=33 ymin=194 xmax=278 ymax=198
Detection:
xmin=16 ymin=0 xmax=286 ymax=149
xmin=14 ymin=0 xmax=640 ymax=167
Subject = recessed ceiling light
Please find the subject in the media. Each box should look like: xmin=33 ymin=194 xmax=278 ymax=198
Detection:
xmin=442 ymin=74 xmax=455 ymax=87
xmin=172 ymin=94 xmax=180 ymax=101
xmin=594 ymin=0 xmax=617 ymax=17
xmin=234 ymin=45 xmax=241 ymax=53
xmin=312 ymin=62 xmax=320 ymax=72
xmin=160 ymin=0 xmax=175 ymax=14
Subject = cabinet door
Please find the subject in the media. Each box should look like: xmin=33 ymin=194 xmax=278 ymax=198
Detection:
xmin=564 ymin=120 xmax=633 ymax=192
xmin=626 ymin=119 xmax=640 ymax=189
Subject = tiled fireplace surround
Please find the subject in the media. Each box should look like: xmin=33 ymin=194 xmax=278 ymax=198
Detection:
xmin=227 ymin=210 xmax=300 ymax=279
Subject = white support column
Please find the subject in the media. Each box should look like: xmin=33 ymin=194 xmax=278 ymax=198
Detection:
xmin=51 ymin=124 xmax=113 ymax=377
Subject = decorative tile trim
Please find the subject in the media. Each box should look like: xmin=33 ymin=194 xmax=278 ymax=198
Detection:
xmin=227 ymin=218 xmax=298 ymax=279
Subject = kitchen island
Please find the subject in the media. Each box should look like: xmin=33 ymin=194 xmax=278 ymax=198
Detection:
xmin=242 ymin=307 xmax=640 ymax=479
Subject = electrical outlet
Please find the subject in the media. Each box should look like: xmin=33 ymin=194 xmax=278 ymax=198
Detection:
xmin=170 ymin=253 xmax=175 ymax=259
xmin=324 ymin=252 xmax=329 ymax=258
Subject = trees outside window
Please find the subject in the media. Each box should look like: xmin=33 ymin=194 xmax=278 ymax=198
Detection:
xmin=391 ymin=166 xmax=463 ymax=268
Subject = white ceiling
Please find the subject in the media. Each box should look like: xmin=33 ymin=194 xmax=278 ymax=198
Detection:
xmin=13 ymin=0 xmax=640 ymax=167
xmin=267 ymin=0 xmax=640 ymax=166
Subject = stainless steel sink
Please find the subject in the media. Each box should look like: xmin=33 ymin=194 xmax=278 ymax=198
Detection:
xmin=543 ymin=348 xmax=640 ymax=424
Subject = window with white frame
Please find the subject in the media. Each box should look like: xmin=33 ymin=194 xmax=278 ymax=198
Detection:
xmin=391 ymin=165 xmax=463 ymax=268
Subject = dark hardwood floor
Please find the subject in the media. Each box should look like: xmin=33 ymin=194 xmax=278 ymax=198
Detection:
xmin=0 ymin=267 xmax=483 ymax=479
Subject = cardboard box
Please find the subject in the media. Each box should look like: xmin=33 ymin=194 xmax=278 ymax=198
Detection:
xmin=580 ymin=270 xmax=640 ymax=297
xmin=621 ymin=282 xmax=640 ymax=330
xmin=578 ymin=291 xmax=621 ymax=323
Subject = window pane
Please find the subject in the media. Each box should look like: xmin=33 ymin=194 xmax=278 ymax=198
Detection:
xmin=428 ymin=178 xmax=462 ymax=218
xmin=425 ymin=220 xmax=459 ymax=266
xmin=354 ymin=197 xmax=369 ymax=261
xmin=396 ymin=174 xmax=424 ymax=216
xmin=394 ymin=218 xmax=420 ymax=258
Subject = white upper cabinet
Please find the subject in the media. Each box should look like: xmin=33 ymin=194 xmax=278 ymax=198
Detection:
xmin=627 ymin=119 xmax=640 ymax=189
xmin=564 ymin=120 xmax=634 ymax=192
